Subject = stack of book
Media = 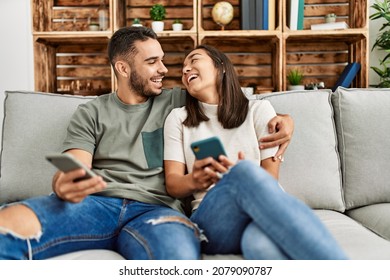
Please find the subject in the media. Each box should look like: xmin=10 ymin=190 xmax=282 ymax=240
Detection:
xmin=240 ymin=0 xmax=276 ymax=30
xmin=310 ymin=21 xmax=349 ymax=31
xmin=287 ymin=0 xmax=304 ymax=30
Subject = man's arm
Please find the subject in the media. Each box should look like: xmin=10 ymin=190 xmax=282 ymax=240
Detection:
xmin=52 ymin=149 xmax=106 ymax=203
xmin=259 ymin=114 xmax=294 ymax=160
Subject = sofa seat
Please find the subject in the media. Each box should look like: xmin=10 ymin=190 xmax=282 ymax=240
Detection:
xmin=346 ymin=203 xmax=390 ymax=241
xmin=314 ymin=210 xmax=390 ymax=260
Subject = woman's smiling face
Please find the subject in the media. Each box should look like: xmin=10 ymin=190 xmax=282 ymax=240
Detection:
xmin=182 ymin=48 xmax=219 ymax=103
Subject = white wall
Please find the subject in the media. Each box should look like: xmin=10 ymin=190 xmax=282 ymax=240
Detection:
xmin=0 ymin=0 xmax=34 ymax=135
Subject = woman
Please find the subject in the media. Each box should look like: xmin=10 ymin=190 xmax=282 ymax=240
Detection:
xmin=163 ymin=45 xmax=347 ymax=259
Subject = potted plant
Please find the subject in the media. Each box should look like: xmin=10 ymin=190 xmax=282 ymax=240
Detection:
xmin=370 ymin=0 xmax=390 ymax=87
xmin=172 ymin=19 xmax=183 ymax=31
xmin=150 ymin=4 xmax=166 ymax=32
xmin=325 ymin=13 xmax=337 ymax=23
xmin=287 ymin=68 xmax=304 ymax=90
xmin=132 ymin=18 xmax=142 ymax=27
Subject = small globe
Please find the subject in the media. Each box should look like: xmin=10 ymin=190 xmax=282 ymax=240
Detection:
xmin=212 ymin=1 xmax=234 ymax=28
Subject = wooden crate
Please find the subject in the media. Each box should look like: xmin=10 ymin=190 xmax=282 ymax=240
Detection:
xmin=34 ymin=39 xmax=111 ymax=96
xmin=125 ymin=0 xmax=196 ymax=31
xmin=199 ymin=36 xmax=281 ymax=93
xmin=32 ymin=0 xmax=113 ymax=32
xmin=200 ymin=0 xmax=240 ymax=31
xmin=199 ymin=0 xmax=281 ymax=31
xmin=55 ymin=44 xmax=111 ymax=96
xmin=285 ymin=0 xmax=368 ymax=30
xmin=285 ymin=34 xmax=368 ymax=89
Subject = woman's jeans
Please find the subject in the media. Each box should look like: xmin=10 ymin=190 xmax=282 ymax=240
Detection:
xmin=191 ymin=160 xmax=348 ymax=260
xmin=0 ymin=195 xmax=200 ymax=260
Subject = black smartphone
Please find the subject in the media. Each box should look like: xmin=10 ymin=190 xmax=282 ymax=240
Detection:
xmin=46 ymin=153 xmax=97 ymax=181
xmin=190 ymin=137 xmax=227 ymax=161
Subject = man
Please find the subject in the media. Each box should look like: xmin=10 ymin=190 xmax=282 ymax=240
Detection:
xmin=0 ymin=27 xmax=293 ymax=260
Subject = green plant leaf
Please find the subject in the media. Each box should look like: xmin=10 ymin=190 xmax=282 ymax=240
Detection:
xmin=150 ymin=4 xmax=166 ymax=21
xmin=287 ymin=69 xmax=304 ymax=85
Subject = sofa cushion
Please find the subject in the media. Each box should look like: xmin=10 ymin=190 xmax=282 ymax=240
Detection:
xmin=257 ymin=90 xmax=345 ymax=212
xmin=0 ymin=91 xmax=95 ymax=204
xmin=49 ymin=249 xmax=125 ymax=260
xmin=346 ymin=203 xmax=390 ymax=241
xmin=332 ymin=87 xmax=390 ymax=210
xmin=315 ymin=210 xmax=390 ymax=259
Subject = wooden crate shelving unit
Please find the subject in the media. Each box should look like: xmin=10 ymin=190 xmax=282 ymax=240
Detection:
xmin=32 ymin=0 xmax=368 ymax=95
xmin=283 ymin=0 xmax=369 ymax=89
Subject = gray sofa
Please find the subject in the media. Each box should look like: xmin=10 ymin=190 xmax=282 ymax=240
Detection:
xmin=1 ymin=87 xmax=390 ymax=260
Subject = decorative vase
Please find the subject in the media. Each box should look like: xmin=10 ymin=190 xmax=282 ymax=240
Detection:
xmin=88 ymin=23 xmax=99 ymax=31
xmin=172 ymin=23 xmax=183 ymax=31
xmin=97 ymin=0 xmax=108 ymax=31
xmin=151 ymin=21 xmax=164 ymax=32
xmin=325 ymin=13 xmax=337 ymax=23
xmin=288 ymin=85 xmax=305 ymax=91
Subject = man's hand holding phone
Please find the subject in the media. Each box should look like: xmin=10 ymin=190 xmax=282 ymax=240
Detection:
xmin=47 ymin=153 xmax=106 ymax=203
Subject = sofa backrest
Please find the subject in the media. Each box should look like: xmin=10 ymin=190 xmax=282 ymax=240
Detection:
xmin=0 ymin=91 xmax=95 ymax=204
xmin=332 ymin=87 xmax=390 ymax=210
xmin=258 ymin=90 xmax=345 ymax=212
xmin=0 ymin=89 xmax=347 ymax=212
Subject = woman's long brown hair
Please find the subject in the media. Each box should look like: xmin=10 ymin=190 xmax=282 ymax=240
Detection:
xmin=183 ymin=45 xmax=249 ymax=129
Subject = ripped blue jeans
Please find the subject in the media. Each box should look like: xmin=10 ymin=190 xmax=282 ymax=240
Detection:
xmin=0 ymin=195 xmax=200 ymax=260
xmin=191 ymin=160 xmax=348 ymax=260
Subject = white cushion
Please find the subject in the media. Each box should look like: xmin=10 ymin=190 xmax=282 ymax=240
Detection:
xmin=332 ymin=87 xmax=390 ymax=209
xmin=0 ymin=91 xmax=95 ymax=204
xmin=258 ymin=90 xmax=344 ymax=212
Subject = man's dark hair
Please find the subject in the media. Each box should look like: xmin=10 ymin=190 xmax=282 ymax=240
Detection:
xmin=183 ymin=44 xmax=249 ymax=129
xmin=108 ymin=27 xmax=157 ymax=76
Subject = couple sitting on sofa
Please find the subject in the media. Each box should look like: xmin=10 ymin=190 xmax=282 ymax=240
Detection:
xmin=0 ymin=26 xmax=347 ymax=260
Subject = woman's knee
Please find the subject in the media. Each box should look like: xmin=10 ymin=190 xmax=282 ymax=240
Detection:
xmin=227 ymin=160 xmax=277 ymax=192
xmin=0 ymin=204 xmax=41 ymax=238
xmin=230 ymin=160 xmax=268 ymax=180
xmin=241 ymin=223 xmax=288 ymax=260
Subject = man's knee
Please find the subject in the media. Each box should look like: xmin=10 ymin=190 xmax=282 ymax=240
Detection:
xmin=146 ymin=215 xmax=202 ymax=259
xmin=0 ymin=204 xmax=42 ymax=239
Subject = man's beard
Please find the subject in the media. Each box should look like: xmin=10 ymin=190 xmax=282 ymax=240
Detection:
xmin=128 ymin=70 xmax=160 ymax=98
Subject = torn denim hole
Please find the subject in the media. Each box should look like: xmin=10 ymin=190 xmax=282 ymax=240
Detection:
xmin=0 ymin=226 xmax=42 ymax=260
xmin=146 ymin=216 xmax=207 ymax=242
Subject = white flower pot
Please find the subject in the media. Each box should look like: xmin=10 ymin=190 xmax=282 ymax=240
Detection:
xmin=287 ymin=85 xmax=305 ymax=91
xmin=151 ymin=21 xmax=164 ymax=32
xmin=172 ymin=23 xmax=183 ymax=31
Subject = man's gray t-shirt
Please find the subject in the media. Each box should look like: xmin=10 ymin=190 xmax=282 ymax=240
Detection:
xmin=62 ymin=88 xmax=186 ymax=212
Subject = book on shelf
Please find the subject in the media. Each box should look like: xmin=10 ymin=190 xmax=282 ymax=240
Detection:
xmin=241 ymin=0 xmax=270 ymax=30
xmin=241 ymin=0 xmax=257 ymax=30
xmin=297 ymin=0 xmax=304 ymax=30
xmin=268 ymin=0 xmax=276 ymax=30
xmin=255 ymin=0 xmax=264 ymax=30
xmin=332 ymin=62 xmax=361 ymax=91
xmin=261 ymin=0 xmax=269 ymax=30
xmin=288 ymin=0 xmax=304 ymax=30
xmin=311 ymin=21 xmax=349 ymax=30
